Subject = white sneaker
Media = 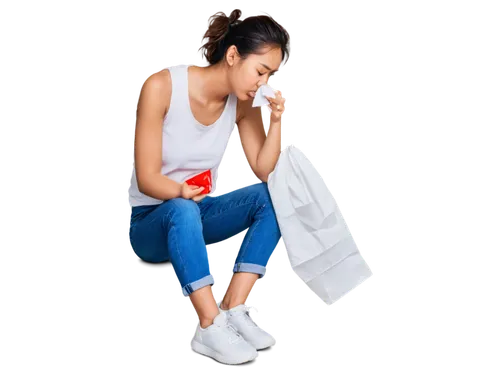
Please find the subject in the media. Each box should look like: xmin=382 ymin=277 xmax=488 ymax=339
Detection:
xmin=218 ymin=302 xmax=276 ymax=350
xmin=190 ymin=310 xmax=258 ymax=365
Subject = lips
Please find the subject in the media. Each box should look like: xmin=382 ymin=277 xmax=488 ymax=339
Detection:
xmin=248 ymin=91 xmax=256 ymax=97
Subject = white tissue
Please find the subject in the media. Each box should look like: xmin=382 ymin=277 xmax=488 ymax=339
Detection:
xmin=252 ymin=84 xmax=276 ymax=107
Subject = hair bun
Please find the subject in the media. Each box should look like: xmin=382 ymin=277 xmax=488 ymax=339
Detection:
xmin=199 ymin=9 xmax=290 ymax=66
xmin=227 ymin=9 xmax=241 ymax=27
xmin=198 ymin=10 xmax=239 ymax=65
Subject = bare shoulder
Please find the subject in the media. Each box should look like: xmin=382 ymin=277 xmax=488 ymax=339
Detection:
xmin=139 ymin=68 xmax=172 ymax=118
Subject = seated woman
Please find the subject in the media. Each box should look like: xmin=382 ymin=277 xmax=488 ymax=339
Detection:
xmin=128 ymin=8 xmax=289 ymax=365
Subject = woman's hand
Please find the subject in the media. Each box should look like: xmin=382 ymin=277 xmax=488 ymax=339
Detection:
xmin=181 ymin=182 xmax=205 ymax=201
xmin=191 ymin=193 xmax=208 ymax=202
xmin=265 ymin=90 xmax=286 ymax=123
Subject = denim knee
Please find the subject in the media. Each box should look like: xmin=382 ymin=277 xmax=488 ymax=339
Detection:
xmin=249 ymin=181 xmax=273 ymax=202
xmin=161 ymin=197 xmax=201 ymax=227
xmin=253 ymin=181 xmax=277 ymax=208
xmin=128 ymin=198 xmax=202 ymax=263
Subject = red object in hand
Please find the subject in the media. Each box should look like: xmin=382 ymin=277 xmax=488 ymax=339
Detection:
xmin=185 ymin=170 xmax=212 ymax=194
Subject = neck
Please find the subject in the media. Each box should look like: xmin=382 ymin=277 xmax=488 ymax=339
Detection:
xmin=192 ymin=63 xmax=231 ymax=104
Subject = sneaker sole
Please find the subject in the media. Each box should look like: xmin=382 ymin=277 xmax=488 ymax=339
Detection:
xmin=191 ymin=339 xmax=258 ymax=365
xmin=190 ymin=341 xmax=257 ymax=366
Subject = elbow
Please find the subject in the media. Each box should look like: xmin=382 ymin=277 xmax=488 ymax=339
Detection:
xmin=256 ymin=171 xmax=269 ymax=183
xmin=137 ymin=183 xmax=146 ymax=195
xmin=250 ymin=169 xmax=267 ymax=182
xmin=137 ymin=175 xmax=150 ymax=194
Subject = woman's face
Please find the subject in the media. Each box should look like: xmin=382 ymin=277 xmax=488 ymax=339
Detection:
xmin=228 ymin=45 xmax=282 ymax=101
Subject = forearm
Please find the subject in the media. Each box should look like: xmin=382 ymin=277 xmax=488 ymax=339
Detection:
xmin=138 ymin=174 xmax=183 ymax=201
xmin=256 ymin=121 xmax=281 ymax=181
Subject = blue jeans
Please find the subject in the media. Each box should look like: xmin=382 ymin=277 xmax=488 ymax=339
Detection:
xmin=129 ymin=182 xmax=282 ymax=297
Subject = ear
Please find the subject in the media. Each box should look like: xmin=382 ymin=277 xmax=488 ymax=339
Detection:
xmin=225 ymin=45 xmax=240 ymax=67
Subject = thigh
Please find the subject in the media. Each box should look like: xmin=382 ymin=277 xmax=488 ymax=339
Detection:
xmin=129 ymin=198 xmax=202 ymax=263
xmin=198 ymin=182 xmax=272 ymax=244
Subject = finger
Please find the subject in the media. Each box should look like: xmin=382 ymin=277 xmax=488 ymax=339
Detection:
xmin=271 ymin=90 xmax=282 ymax=98
xmin=190 ymin=190 xmax=204 ymax=198
xmin=268 ymin=100 xmax=283 ymax=111
xmin=267 ymin=96 xmax=284 ymax=107
xmin=191 ymin=187 xmax=205 ymax=195
xmin=192 ymin=193 xmax=207 ymax=200
xmin=268 ymin=95 xmax=281 ymax=103
xmin=265 ymin=95 xmax=277 ymax=103
xmin=269 ymin=102 xmax=284 ymax=111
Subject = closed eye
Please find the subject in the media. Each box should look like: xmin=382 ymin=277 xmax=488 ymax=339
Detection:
xmin=257 ymin=71 xmax=278 ymax=77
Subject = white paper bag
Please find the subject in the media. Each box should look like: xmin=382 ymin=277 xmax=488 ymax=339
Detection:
xmin=267 ymin=145 xmax=373 ymax=305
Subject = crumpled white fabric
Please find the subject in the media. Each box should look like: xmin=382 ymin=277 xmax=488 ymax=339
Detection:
xmin=267 ymin=145 xmax=373 ymax=305
xmin=252 ymin=83 xmax=276 ymax=108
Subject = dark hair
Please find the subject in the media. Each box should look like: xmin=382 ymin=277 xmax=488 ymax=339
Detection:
xmin=198 ymin=9 xmax=290 ymax=66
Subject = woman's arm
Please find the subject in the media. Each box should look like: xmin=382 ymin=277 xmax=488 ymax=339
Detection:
xmin=134 ymin=71 xmax=183 ymax=200
xmin=236 ymin=96 xmax=283 ymax=182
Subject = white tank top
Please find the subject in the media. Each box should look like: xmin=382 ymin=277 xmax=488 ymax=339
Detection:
xmin=128 ymin=64 xmax=237 ymax=207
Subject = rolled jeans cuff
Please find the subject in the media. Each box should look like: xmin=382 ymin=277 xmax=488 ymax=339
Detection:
xmin=182 ymin=274 xmax=214 ymax=296
xmin=233 ymin=262 xmax=266 ymax=279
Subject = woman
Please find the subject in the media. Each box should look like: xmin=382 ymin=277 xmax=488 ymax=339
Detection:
xmin=128 ymin=9 xmax=290 ymax=365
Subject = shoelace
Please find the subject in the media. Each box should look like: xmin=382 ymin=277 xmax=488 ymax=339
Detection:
xmin=223 ymin=319 xmax=243 ymax=343
xmin=215 ymin=317 xmax=242 ymax=342
xmin=227 ymin=323 xmax=241 ymax=336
